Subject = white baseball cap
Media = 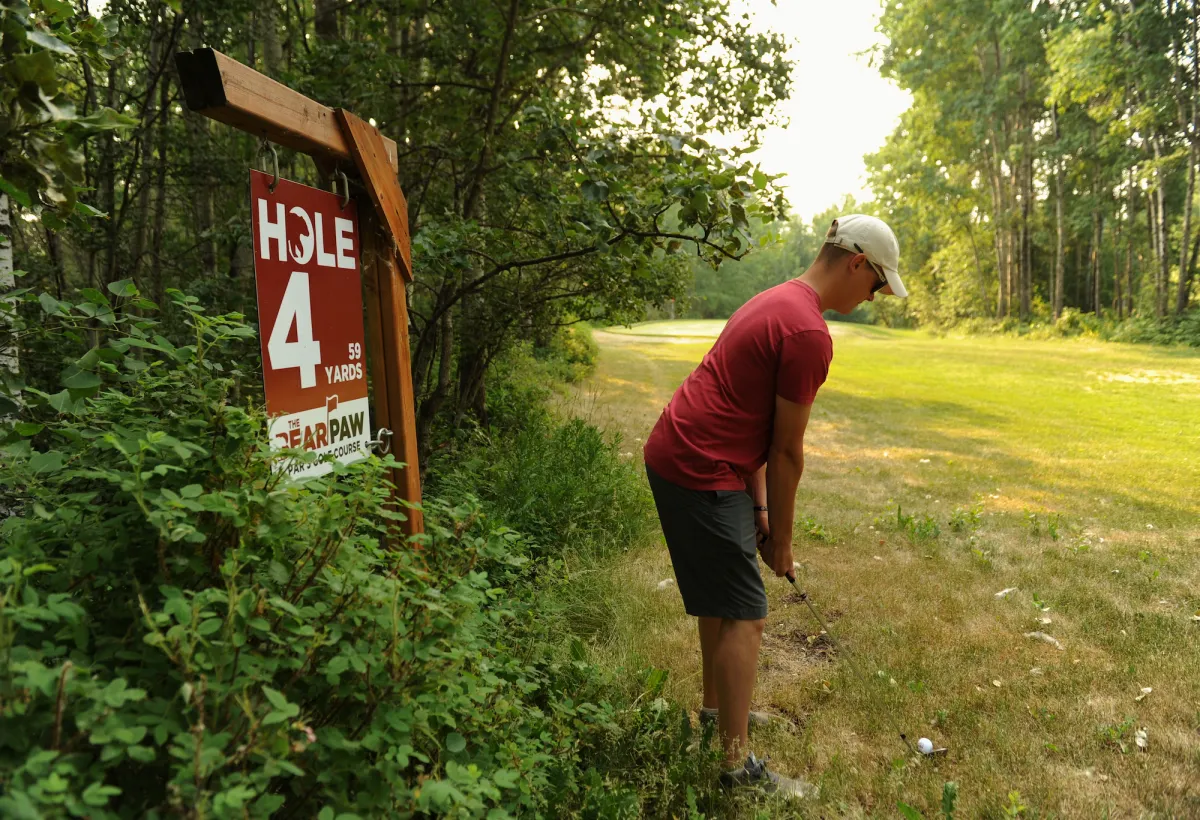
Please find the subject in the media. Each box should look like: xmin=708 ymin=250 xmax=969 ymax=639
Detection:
xmin=822 ymin=214 xmax=907 ymax=298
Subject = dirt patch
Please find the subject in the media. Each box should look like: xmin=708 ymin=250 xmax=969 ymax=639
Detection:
xmin=760 ymin=626 xmax=838 ymax=670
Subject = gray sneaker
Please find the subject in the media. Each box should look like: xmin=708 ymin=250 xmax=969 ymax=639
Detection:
xmin=699 ymin=707 xmax=773 ymax=730
xmin=718 ymin=753 xmax=815 ymax=799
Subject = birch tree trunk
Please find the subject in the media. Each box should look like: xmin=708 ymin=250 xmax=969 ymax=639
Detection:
xmin=0 ymin=195 xmax=16 ymax=390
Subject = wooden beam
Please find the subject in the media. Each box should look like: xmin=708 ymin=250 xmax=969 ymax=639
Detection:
xmin=361 ymin=214 xmax=424 ymax=538
xmin=335 ymin=109 xmax=413 ymax=282
xmin=174 ymin=48 xmax=397 ymax=173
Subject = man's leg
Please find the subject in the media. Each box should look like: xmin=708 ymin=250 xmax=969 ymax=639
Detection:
xmin=713 ymin=616 xmax=766 ymax=765
xmin=698 ymin=617 xmax=721 ymax=710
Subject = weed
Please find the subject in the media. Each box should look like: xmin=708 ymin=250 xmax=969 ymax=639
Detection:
xmin=798 ymin=513 xmax=833 ymax=542
xmin=897 ymin=781 xmax=959 ymax=820
xmin=891 ymin=503 xmax=941 ymax=540
xmin=1047 ymin=514 xmax=1063 ymax=541
xmin=1097 ymin=717 xmax=1137 ymax=753
xmin=949 ymin=503 xmax=983 ymax=533
xmin=1024 ymin=510 xmax=1042 ymax=536
xmin=1003 ymin=791 xmax=1029 ymax=817
xmin=971 ymin=546 xmax=995 ymax=569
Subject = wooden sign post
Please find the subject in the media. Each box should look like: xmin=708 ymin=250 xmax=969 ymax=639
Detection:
xmin=174 ymin=48 xmax=423 ymax=537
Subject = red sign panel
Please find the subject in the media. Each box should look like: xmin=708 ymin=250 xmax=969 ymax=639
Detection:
xmin=250 ymin=170 xmax=370 ymax=477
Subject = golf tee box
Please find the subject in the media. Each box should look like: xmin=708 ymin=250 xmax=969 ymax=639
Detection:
xmin=250 ymin=170 xmax=372 ymax=478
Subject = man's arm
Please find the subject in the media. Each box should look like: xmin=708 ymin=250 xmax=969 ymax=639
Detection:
xmin=764 ymin=394 xmax=812 ymax=577
xmin=748 ymin=463 xmax=768 ymax=542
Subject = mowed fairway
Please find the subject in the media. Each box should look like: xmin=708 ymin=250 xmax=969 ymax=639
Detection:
xmin=577 ymin=321 xmax=1200 ymax=818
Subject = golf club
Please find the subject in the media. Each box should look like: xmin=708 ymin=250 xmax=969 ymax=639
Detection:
xmin=781 ymin=566 xmax=948 ymax=758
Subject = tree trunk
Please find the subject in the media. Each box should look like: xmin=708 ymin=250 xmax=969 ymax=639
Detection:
xmin=1091 ymin=211 xmax=1104 ymax=315
xmin=1152 ymin=136 xmax=1171 ymax=316
xmin=150 ymin=71 xmax=169 ymax=308
xmin=1126 ymin=165 xmax=1136 ymax=317
xmin=1176 ymin=142 xmax=1197 ymax=313
xmin=315 ymin=0 xmax=338 ymax=41
xmin=45 ymin=227 xmax=65 ymax=299
xmin=262 ymin=0 xmax=283 ymax=76
xmin=0 ymin=194 xmax=17 ymax=390
xmin=1054 ymin=154 xmax=1065 ymax=319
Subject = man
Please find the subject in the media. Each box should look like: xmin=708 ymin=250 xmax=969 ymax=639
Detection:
xmin=643 ymin=214 xmax=907 ymax=796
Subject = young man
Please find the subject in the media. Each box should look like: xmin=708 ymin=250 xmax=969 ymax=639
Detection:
xmin=643 ymin=214 xmax=907 ymax=796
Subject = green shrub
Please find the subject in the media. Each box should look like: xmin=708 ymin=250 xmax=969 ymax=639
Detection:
xmin=536 ymin=323 xmax=600 ymax=383
xmin=0 ymin=287 xmax=718 ymax=818
xmin=431 ymin=413 xmax=654 ymax=564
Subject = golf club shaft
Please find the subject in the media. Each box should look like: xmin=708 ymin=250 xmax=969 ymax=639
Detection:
xmin=784 ymin=571 xmax=918 ymax=755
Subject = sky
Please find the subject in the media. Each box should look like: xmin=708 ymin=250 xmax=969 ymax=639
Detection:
xmin=734 ymin=0 xmax=912 ymax=221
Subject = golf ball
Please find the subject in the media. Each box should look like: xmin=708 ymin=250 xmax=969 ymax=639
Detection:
xmin=917 ymin=737 xmax=934 ymax=755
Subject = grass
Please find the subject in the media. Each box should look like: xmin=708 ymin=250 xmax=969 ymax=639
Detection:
xmin=568 ymin=320 xmax=1200 ymax=818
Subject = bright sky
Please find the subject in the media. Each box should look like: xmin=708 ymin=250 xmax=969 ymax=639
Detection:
xmin=735 ymin=0 xmax=912 ymax=221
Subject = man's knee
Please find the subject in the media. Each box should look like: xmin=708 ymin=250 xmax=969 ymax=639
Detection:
xmin=720 ymin=617 xmax=765 ymax=637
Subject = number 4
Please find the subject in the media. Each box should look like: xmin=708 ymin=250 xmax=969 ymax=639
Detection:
xmin=269 ymin=272 xmax=322 ymax=388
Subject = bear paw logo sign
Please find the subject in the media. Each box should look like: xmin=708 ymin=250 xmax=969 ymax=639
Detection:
xmin=250 ymin=170 xmax=370 ymax=478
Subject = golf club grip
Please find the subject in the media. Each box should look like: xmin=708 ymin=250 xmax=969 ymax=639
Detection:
xmin=785 ymin=571 xmax=796 ymax=584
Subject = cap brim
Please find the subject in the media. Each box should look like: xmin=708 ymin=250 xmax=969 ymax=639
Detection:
xmin=883 ymin=268 xmax=908 ymax=298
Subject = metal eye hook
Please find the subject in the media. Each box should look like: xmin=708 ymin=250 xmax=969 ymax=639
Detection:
xmin=333 ymin=168 xmax=350 ymax=209
xmin=368 ymin=428 xmax=392 ymax=455
xmin=259 ymin=139 xmax=280 ymax=192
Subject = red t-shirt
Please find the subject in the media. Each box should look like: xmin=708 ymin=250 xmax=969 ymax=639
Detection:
xmin=643 ymin=279 xmax=832 ymax=491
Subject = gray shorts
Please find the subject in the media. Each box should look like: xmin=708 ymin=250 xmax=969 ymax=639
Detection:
xmin=646 ymin=464 xmax=768 ymax=621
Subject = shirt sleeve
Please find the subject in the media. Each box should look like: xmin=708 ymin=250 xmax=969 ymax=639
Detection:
xmin=776 ymin=330 xmax=833 ymax=406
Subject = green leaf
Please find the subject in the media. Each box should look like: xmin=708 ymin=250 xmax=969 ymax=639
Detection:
xmin=40 ymin=0 xmax=75 ymax=22
xmin=14 ymin=422 xmax=44 ymax=436
xmin=179 ymin=484 xmax=204 ymax=498
xmin=61 ymin=370 xmax=101 ymax=390
xmin=106 ymin=278 xmax=137 ymax=298
xmin=942 ymin=781 xmax=959 ymax=818
xmin=164 ymin=597 xmax=191 ymax=625
xmin=74 ymin=201 xmax=107 ymax=218
xmin=897 ymin=802 xmax=925 ymax=820
xmin=731 ymin=202 xmax=749 ymax=230
xmin=581 ymin=180 xmax=609 ymax=202
xmin=11 ymin=51 xmax=57 ymax=91
xmin=79 ymin=288 xmax=110 ymax=306
xmin=29 ymin=450 xmax=64 ymax=474
xmin=753 ymin=168 xmax=768 ymax=190
xmin=46 ymin=389 xmax=84 ymax=414
xmin=73 ymin=108 xmax=138 ymax=131
xmin=445 ymin=732 xmax=466 ymax=753
xmin=492 ymin=768 xmax=519 ymax=788
xmin=38 ymin=292 xmax=64 ymax=315
xmin=81 ymin=782 xmax=121 ymax=807
xmin=0 ymin=176 xmax=33 ymax=208
xmin=197 ymin=618 xmax=222 ymax=636
xmin=262 ymin=686 xmax=290 ymax=711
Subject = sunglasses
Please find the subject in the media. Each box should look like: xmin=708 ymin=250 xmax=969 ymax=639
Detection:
xmin=854 ymin=242 xmax=889 ymax=293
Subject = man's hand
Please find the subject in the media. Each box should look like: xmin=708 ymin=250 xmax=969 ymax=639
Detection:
xmin=754 ymin=509 xmax=769 ymax=543
xmin=765 ymin=534 xmax=793 ymax=577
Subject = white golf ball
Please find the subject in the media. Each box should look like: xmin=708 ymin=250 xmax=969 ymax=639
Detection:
xmin=917 ymin=737 xmax=934 ymax=755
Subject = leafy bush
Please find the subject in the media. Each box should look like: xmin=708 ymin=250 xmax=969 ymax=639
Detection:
xmin=0 ymin=287 xmax=718 ymax=818
xmin=430 ymin=413 xmax=654 ymax=564
xmin=535 ymin=323 xmax=600 ymax=384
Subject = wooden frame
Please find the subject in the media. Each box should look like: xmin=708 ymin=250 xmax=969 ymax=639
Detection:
xmin=175 ymin=48 xmax=423 ymax=537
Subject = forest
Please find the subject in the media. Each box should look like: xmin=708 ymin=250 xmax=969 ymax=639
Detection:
xmin=2 ymin=1 xmax=1198 ymax=817
xmin=689 ymin=0 xmax=1200 ymax=348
